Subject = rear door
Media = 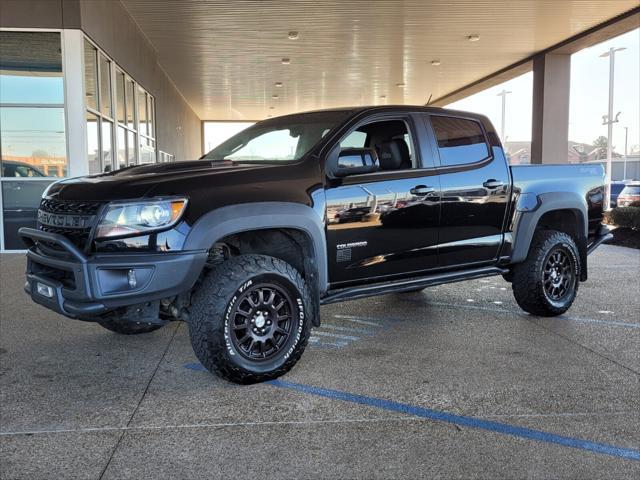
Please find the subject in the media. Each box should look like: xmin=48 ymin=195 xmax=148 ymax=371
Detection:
xmin=424 ymin=113 xmax=511 ymax=267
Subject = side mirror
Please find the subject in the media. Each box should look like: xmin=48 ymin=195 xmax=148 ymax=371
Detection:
xmin=333 ymin=148 xmax=379 ymax=177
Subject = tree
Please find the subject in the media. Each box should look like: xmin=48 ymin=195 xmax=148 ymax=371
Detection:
xmin=591 ymin=136 xmax=615 ymax=160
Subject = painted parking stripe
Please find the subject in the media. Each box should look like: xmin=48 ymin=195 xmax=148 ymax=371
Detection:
xmin=312 ymin=331 xmax=360 ymax=341
xmin=320 ymin=323 xmax=374 ymax=335
xmin=269 ymin=380 xmax=640 ymax=462
xmin=333 ymin=315 xmax=383 ymax=327
xmin=309 ymin=336 xmax=349 ymax=348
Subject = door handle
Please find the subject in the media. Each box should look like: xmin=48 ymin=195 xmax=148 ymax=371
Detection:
xmin=410 ymin=185 xmax=436 ymax=196
xmin=483 ymin=179 xmax=504 ymax=189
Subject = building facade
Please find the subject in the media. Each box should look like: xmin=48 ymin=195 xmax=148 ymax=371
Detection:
xmin=0 ymin=0 xmax=202 ymax=250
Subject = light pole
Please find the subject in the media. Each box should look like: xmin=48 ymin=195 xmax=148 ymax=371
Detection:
xmin=600 ymin=46 xmax=625 ymax=210
xmin=496 ymin=89 xmax=511 ymax=143
xmin=623 ymin=126 xmax=628 ymax=181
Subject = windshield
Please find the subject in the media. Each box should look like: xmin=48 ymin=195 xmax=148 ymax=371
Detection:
xmin=202 ymin=110 xmax=350 ymax=163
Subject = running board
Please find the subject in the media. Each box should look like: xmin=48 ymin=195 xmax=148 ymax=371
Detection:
xmin=321 ymin=266 xmax=509 ymax=305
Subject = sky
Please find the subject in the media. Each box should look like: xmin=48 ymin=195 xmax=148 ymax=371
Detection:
xmin=447 ymin=28 xmax=640 ymax=154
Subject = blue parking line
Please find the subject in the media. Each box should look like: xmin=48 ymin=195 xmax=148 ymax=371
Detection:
xmin=268 ymin=380 xmax=640 ymax=462
xmin=320 ymin=323 xmax=374 ymax=335
xmin=401 ymin=298 xmax=640 ymax=329
xmin=184 ymin=362 xmax=207 ymax=372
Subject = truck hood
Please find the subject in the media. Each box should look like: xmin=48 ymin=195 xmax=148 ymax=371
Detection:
xmin=46 ymin=160 xmax=278 ymax=202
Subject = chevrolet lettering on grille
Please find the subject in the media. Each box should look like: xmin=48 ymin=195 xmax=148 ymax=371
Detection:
xmin=37 ymin=210 xmax=94 ymax=229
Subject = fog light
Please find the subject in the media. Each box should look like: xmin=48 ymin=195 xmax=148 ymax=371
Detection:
xmin=127 ymin=269 xmax=137 ymax=288
xmin=36 ymin=282 xmax=54 ymax=298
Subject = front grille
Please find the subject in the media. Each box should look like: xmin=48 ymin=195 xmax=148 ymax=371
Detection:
xmin=40 ymin=199 xmax=102 ymax=215
xmin=37 ymin=199 xmax=103 ymax=251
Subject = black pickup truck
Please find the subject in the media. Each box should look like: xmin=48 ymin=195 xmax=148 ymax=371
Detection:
xmin=20 ymin=106 xmax=611 ymax=384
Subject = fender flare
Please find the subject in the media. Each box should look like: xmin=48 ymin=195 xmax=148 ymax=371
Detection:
xmin=510 ymin=192 xmax=587 ymax=264
xmin=183 ymin=202 xmax=328 ymax=293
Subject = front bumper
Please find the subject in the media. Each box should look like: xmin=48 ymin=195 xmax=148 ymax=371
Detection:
xmin=19 ymin=227 xmax=207 ymax=319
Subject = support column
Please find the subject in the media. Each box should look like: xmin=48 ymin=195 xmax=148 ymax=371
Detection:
xmin=62 ymin=29 xmax=89 ymax=177
xmin=531 ymin=53 xmax=571 ymax=164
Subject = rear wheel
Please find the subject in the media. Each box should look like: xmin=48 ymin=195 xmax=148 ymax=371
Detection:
xmin=188 ymin=254 xmax=312 ymax=384
xmin=511 ymin=230 xmax=580 ymax=316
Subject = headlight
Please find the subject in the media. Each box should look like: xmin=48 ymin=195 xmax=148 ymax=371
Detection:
xmin=96 ymin=197 xmax=188 ymax=238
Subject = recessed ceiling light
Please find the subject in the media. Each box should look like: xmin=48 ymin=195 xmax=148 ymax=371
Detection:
xmin=274 ymin=82 xmax=283 ymax=87
xmin=288 ymin=31 xmax=299 ymax=40
xmin=272 ymin=94 xmax=279 ymax=99
xmin=281 ymin=58 xmax=290 ymax=65
xmin=467 ymin=34 xmax=480 ymax=42
xmin=396 ymin=82 xmax=406 ymax=88
xmin=431 ymin=59 xmax=441 ymax=66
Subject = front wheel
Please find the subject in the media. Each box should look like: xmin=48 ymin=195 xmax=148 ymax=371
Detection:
xmin=511 ymin=230 xmax=580 ymax=317
xmin=188 ymin=254 xmax=312 ymax=384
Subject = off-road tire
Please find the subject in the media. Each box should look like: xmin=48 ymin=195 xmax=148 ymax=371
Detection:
xmin=512 ymin=230 xmax=580 ymax=317
xmin=188 ymin=254 xmax=312 ymax=384
xmin=502 ymin=271 xmax=514 ymax=283
xmin=97 ymin=317 xmax=164 ymax=335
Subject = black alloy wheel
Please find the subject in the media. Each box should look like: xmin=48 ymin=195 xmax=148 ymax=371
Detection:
xmin=542 ymin=248 xmax=575 ymax=302
xmin=229 ymin=284 xmax=295 ymax=361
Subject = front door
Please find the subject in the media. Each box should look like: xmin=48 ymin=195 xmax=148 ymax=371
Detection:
xmin=325 ymin=116 xmax=441 ymax=286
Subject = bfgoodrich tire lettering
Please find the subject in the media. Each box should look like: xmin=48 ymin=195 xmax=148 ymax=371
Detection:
xmin=188 ymin=254 xmax=312 ymax=384
xmin=511 ymin=230 xmax=580 ymax=317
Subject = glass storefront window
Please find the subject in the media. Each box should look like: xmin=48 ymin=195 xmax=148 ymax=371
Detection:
xmin=117 ymin=126 xmax=126 ymax=170
xmin=115 ymin=69 xmax=126 ymax=124
xmin=2 ymin=180 xmax=53 ymax=249
xmin=84 ymin=40 xmax=98 ymax=111
xmin=127 ymin=130 xmax=136 ymax=165
xmin=87 ymin=111 xmax=100 ymax=174
xmin=138 ymin=87 xmax=148 ymax=136
xmin=101 ymin=120 xmax=113 ymax=172
xmin=82 ymin=38 xmax=157 ymax=176
xmin=99 ymin=54 xmax=112 ymax=118
xmin=126 ymin=78 xmax=135 ymax=128
xmin=0 ymin=32 xmax=64 ymax=104
xmin=147 ymin=95 xmax=155 ymax=138
xmin=1 ymin=107 xmax=67 ymax=177
xmin=1 ymin=31 xmax=67 ymax=249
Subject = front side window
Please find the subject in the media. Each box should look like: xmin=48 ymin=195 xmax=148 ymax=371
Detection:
xmin=430 ymin=115 xmax=489 ymax=167
xmin=203 ymin=111 xmax=350 ymax=163
xmin=338 ymin=119 xmax=416 ymax=171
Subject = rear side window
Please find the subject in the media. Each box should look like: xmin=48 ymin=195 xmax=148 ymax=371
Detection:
xmin=430 ymin=116 xmax=489 ymax=167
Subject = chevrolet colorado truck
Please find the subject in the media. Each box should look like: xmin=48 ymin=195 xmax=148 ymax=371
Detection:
xmin=20 ymin=106 xmax=611 ymax=384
